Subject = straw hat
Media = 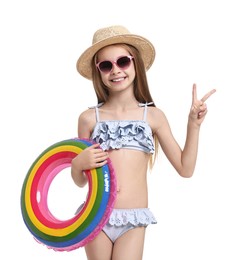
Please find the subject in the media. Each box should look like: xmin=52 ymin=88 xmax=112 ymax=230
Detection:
xmin=76 ymin=25 xmax=156 ymax=80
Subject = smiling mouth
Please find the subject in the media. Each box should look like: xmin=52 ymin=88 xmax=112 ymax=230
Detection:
xmin=111 ymin=77 xmax=125 ymax=82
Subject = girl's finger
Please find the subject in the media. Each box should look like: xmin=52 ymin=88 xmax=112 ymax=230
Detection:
xmin=192 ymin=83 xmax=197 ymax=103
xmin=201 ymin=89 xmax=216 ymax=103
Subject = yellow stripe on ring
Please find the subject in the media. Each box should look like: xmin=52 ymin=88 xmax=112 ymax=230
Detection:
xmin=24 ymin=145 xmax=98 ymax=236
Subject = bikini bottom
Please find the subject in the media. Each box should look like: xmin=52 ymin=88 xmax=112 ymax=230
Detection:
xmin=102 ymin=208 xmax=157 ymax=243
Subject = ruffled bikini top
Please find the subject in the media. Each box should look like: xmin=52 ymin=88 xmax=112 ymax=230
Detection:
xmin=90 ymin=102 xmax=155 ymax=154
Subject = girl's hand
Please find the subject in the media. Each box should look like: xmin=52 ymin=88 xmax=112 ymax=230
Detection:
xmin=189 ymin=83 xmax=216 ymax=126
xmin=72 ymin=143 xmax=109 ymax=172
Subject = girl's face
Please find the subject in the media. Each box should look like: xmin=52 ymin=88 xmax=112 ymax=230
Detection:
xmin=96 ymin=45 xmax=136 ymax=93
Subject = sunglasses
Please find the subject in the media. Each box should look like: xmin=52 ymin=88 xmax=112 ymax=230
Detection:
xmin=96 ymin=55 xmax=134 ymax=73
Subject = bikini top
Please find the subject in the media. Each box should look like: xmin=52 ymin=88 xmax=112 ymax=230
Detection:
xmin=90 ymin=102 xmax=155 ymax=154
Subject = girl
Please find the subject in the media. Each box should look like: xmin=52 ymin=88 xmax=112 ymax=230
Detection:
xmin=71 ymin=25 xmax=216 ymax=260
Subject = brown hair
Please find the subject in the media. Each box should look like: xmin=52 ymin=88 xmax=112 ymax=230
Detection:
xmin=91 ymin=44 xmax=159 ymax=168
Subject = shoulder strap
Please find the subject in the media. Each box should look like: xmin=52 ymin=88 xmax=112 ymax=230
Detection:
xmin=139 ymin=102 xmax=154 ymax=121
xmin=88 ymin=103 xmax=104 ymax=122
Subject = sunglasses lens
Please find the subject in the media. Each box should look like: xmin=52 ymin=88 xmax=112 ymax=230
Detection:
xmin=117 ymin=56 xmax=131 ymax=69
xmin=98 ymin=61 xmax=112 ymax=73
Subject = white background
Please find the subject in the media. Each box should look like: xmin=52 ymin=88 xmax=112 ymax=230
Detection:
xmin=1 ymin=0 xmax=232 ymax=259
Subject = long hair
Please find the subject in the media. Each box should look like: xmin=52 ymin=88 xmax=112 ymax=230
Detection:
xmin=91 ymin=43 xmax=159 ymax=168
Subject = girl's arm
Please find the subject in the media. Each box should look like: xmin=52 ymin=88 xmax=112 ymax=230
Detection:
xmin=155 ymin=84 xmax=216 ymax=178
xmin=71 ymin=110 xmax=109 ymax=187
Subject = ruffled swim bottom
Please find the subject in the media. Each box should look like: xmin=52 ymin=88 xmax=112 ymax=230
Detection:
xmin=102 ymin=208 xmax=157 ymax=242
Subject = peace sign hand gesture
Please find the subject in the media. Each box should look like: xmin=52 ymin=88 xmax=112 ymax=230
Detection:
xmin=189 ymin=83 xmax=216 ymax=126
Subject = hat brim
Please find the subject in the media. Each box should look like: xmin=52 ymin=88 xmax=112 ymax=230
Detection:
xmin=76 ymin=34 xmax=156 ymax=80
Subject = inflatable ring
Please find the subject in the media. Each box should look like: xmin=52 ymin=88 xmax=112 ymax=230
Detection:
xmin=20 ymin=138 xmax=117 ymax=251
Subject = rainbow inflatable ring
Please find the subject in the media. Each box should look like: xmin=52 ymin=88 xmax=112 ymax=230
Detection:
xmin=20 ymin=138 xmax=117 ymax=251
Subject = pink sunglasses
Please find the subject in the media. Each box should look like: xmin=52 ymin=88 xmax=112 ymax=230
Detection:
xmin=96 ymin=55 xmax=134 ymax=73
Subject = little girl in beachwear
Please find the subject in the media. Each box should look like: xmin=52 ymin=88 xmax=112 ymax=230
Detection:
xmin=71 ymin=25 xmax=216 ymax=260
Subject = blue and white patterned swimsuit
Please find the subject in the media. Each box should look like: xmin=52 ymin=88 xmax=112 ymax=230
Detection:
xmin=82 ymin=102 xmax=157 ymax=242
xmin=90 ymin=102 xmax=155 ymax=154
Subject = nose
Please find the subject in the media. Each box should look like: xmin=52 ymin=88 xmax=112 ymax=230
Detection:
xmin=111 ymin=62 xmax=121 ymax=74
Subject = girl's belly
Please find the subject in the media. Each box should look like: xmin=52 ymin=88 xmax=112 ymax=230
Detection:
xmin=108 ymin=149 xmax=150 ymax=208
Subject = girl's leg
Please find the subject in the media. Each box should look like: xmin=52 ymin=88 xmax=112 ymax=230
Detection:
xmin=112 ymin=227 xmax=146 ymax=260
xmin=84 ymin=231 xmax=113 ymax=260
